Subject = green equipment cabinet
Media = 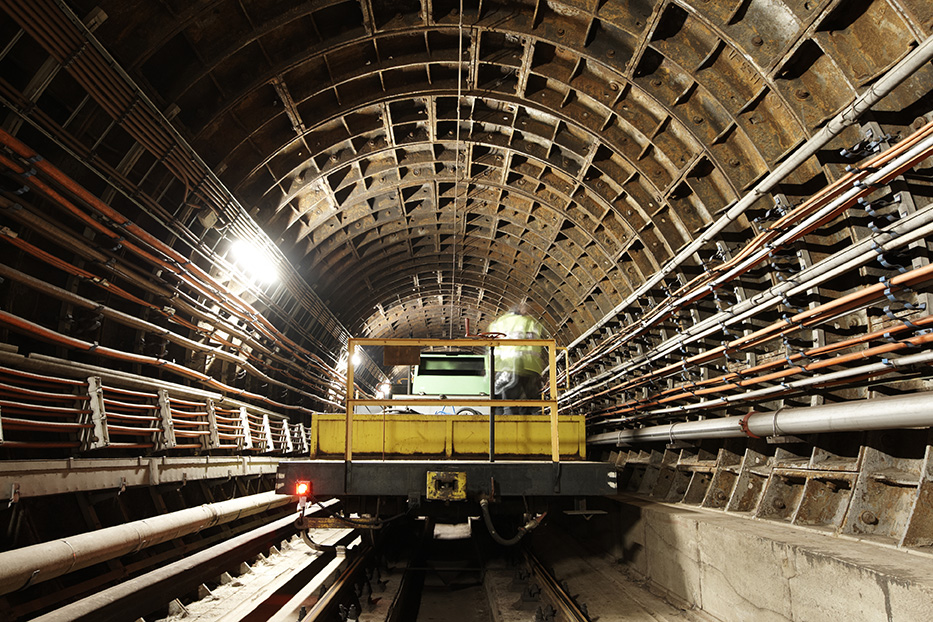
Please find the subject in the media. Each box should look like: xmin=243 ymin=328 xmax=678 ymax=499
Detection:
xmin=411 ymin=352 xmax=491 ymax=396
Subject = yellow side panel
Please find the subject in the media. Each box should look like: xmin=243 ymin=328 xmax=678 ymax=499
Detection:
xmin=451 ymin=416 xmax=583 ymax=457
xmin=311 ymin=414 xmax=585 ymax=459
xmin=315 ymin=416 xmax=448 ymax=455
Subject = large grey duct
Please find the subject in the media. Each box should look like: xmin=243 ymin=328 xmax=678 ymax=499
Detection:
xmin=589 ymin=391 xmax=933 ymax=447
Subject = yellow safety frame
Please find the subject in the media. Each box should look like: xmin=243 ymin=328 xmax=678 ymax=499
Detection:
xmin=345 ymin=337 xmax=562 ymax=462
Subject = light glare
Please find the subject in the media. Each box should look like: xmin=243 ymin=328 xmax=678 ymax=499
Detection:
xmin=231 ymin=240 xmax=278 ymax=284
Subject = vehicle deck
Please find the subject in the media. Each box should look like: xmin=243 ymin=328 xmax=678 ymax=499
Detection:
xmin=277 ymin=459 xmax=617 ymax=497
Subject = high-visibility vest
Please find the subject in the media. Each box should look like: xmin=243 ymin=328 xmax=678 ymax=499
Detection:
xmin=488 ymin=312 xmax=546 ymax=375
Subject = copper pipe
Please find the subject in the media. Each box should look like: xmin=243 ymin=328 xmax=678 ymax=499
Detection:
xmin=583 ymin=312 xmax=933 ymax=420
xmin=0 ymin=1 xmax=364 ymax=388
xmin=568 ymin=120 xmax=933 ymax=380
xmin=0 ymin=366 xmax=85 ymax=386
xmin=0 ymin=197 xmax=346 ymax=401
xmin=0 ymin=310 xmax=316 ymax=414
xmin=0 ymin=382 xmax=80 ymax=401
xmin=574 ymin=256 xmax=933 ymax=411
xmin=600 ymin=332 xmax=933 ymax=423
xmin=2 ymin=418 xmax=92 ymax=431
xmin=0 ymin=263 xmax=335 ymax=399
xmin=0 ymin=154 xmax=177 ymax=271
xmin=0 ymin=133 xmax=349 ymax=390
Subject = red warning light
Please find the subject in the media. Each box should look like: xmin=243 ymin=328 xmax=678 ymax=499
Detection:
xmin=295 ymin=481 xmax=311 ymax=496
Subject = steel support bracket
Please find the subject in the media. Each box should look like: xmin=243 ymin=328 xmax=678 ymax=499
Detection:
xmin=767 ymin=435 xmax=806 ymax=445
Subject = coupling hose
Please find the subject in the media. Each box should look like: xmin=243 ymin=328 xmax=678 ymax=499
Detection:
xmin=479 ymin=499 xmax=546 ymax=546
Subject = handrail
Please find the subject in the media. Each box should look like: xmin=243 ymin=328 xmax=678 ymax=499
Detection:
xmin=345 ymin=338 xmax=561 ymax=463
xmin=0 ymin=356 xmax=310 ymax=457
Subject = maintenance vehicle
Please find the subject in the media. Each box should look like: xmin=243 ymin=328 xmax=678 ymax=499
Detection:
xmin=276 ymin=338 xmax=615 ymax=536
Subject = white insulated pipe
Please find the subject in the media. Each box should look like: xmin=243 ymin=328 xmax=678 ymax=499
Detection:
xmin=570 ymin=33 xmax=933 ymax=350
xmin=624 ymin=200 xmax=933 ymax=380
xmin=589 ymin=390 xmax=933 ymax=446
xmin=563 ymin=127 xmax=933 ymax=403
xmin=0 ymin=490 xmax=293 ymax=595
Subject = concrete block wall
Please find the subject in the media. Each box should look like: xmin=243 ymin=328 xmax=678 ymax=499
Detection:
xmin=612 ymin=495 xmax=933 ymax=622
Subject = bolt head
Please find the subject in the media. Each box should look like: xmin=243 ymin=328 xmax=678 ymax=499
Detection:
xmin=860 ymin=510 xmax=879 ymax=525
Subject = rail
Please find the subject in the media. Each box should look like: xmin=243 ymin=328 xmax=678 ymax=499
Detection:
xmin=525 ymin=548 xmax=592 ymax=622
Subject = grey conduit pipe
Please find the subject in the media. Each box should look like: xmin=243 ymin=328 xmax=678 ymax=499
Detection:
xmin=27 ymin=503 xmax=343 ymax=622
xmin=588 ymin=390 xmax=933 ymax=446
xmin=636 ymin=205 xmax=933 ymax=376
xmin=563 ymin=201 xmax=933 ymax=402
xmin=563 ymin=124 xmax=933 ymax=401
xmin=611 ymin=349 xmax=933 ymax=421
xmin=571 ymin=33 xmax=933 ymax=350
xmin=0 ymin=490 xmax=293 ymax=595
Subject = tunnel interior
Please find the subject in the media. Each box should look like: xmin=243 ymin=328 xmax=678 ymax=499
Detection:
xmin=0 ymin=0 xmax=932 ymax=620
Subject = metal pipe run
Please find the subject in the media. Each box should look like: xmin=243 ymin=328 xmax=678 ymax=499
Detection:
xmin=622 ymin=347 xmax=933 ymax=421
xmin=0 ymin=0 xmax=384 ymax=391
xmin=0 ymin=132 xmax=361 ymax=400
xmin=0 ymin=196 xmax=346 ymax=404
xmin=571 ymin=32 xmax=933 ymax=350
xmin=0 ymin=490 xmax=294 ymax=595
xmin=589 ymin=391 xmax=933 ymax=446
xmin=563 ymin=120 xmax=933 ymax=404
xmin=563 ymin=200 xmax=933 ymax=405
xmin=0 ymin=350 xmax=278 ymax=422
xmin=0 ymin=263 xmax=288 ymax=390
xmin=28 ymin=505 xmax=351 ymax=622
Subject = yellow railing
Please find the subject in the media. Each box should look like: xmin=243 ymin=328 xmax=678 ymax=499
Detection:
xmin=345 ymin=337 xmax=561 ymax=462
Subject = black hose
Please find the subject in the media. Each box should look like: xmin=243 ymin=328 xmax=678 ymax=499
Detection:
xmin=479 ymin=499 xmax=546 ymax=546
xmin=299 ymin=527 xmax=335 ymax=553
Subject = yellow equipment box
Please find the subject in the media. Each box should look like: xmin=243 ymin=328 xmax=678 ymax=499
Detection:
xmin=307 ymin=413 xmax=586 ymax=459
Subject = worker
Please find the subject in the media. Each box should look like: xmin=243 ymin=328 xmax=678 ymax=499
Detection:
xmin=487 ymin=302 xmax=547 ymax=415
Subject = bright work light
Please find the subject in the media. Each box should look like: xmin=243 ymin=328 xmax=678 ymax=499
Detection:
xmin=230 ymin=239 xmax=278 ymax=285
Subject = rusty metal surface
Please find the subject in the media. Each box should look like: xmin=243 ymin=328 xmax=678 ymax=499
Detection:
xmin=0 ymin=0 xmax=925 ymax=368
xmin=613 ymin=427 xmax=933 ymax=552
xmin=0 ymin=0 xmax=930 ymax=501
xmin=0 ymin=0 xmax=916 ymax=344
